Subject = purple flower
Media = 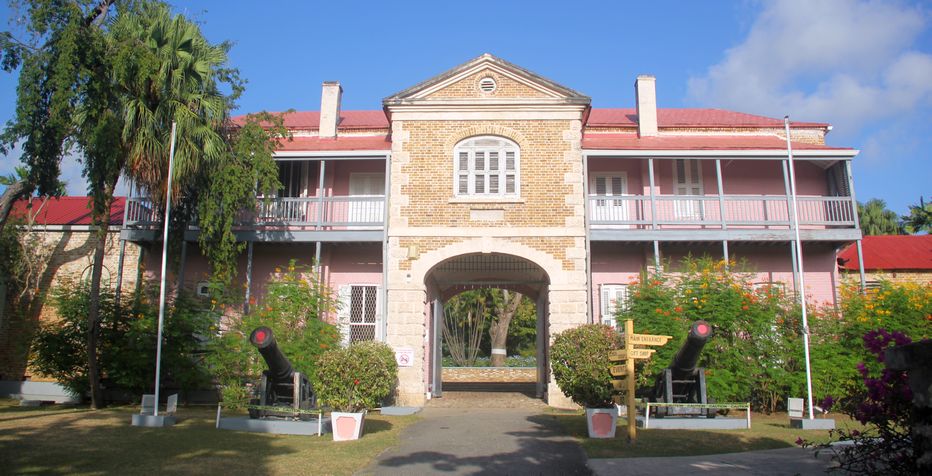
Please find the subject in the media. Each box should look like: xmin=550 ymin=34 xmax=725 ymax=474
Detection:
xmin=819 ymin=395 xmax=835 ymax=411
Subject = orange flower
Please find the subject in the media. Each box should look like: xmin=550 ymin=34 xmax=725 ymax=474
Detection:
xmin=655 ymin=308 xmax=663 ymax=314
xmin=674 ymin=306 xmax=683 ymax=313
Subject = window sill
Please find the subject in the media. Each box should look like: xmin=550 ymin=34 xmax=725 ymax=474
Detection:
xmin=448 ymin=197 xmax=525 ymax=204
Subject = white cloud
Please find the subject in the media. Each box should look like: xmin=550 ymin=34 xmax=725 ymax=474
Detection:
xmin=688 ymin=0 xmax=932 ymax=137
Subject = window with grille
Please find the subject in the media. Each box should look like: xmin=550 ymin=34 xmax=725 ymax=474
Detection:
xmin=338 ymin=285 xmax=381 ymax=345
xmin=453 ymin=136 xmax=519 ymax=197
xmin=600 ymin=284 xmax=629 ymax=327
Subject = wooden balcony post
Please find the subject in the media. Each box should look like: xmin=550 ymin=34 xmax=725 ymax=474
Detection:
xmin=316 ymin=160 xmax=327 ymax=229
xmin=715 ymin=159 xmax=729 ymax=265
xmin=782 ymin=159 xmax=800 ymax=294
xmin=648 ymin=158 xmax=661 ymax=269
xmin=844 ymin=160 xmax=867 ymax=293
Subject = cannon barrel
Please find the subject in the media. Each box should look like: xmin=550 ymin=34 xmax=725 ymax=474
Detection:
xmin=249 ymin=327 xmax=294 ymax=382
xmin=670 ymin=320 xmax=712 ymax=378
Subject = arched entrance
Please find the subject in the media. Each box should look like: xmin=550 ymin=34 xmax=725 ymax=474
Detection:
xmin=424 ymin=253 xmax=550 ymax=401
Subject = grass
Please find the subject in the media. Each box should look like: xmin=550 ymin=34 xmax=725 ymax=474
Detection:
xmin=0 ymin=399 xmax=417 ymax=475
xmin=550 ymin=410 xmax=864 ymax=459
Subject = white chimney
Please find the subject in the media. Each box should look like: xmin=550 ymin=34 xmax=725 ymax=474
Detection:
xmin=635 ymin=75 xmax=658 ymax=137
xmin=319 ymin=81 xmax=342 ymax=138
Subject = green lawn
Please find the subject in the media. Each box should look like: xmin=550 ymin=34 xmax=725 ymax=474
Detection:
xmin=550 ymin=410 xmax=862 ymax=458
xmin=0 ymin=399 xmax=417 ymax=475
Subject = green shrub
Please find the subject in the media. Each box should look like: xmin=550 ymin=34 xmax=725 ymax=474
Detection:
xmin=206 ymin=260 xmax=340 ymax=407
xmin=31 ymin=281 xmax=213 ymax=399
xmin=550 ymin=324 xmax=620 ymax=408
xmin=619 ymin=256 xmax=805 ymax=412
xmin=314 ymin=341 xmax=398 ymax=412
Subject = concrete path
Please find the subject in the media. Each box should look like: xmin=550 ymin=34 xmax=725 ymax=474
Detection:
xmin=361 ymin=386 xmax=836 ymax=476
xmin=359 ymin=407 xmax=591 ymax=475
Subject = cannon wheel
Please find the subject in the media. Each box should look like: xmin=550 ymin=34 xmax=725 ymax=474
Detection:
xmin=248 ymin=397 xmax=261 ymax=419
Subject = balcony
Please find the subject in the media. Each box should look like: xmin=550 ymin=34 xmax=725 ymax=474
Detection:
xmin=122 ymin=195 xmax=385 ymax=242
xmin=587 ymin=194 xmax=859 ymax=242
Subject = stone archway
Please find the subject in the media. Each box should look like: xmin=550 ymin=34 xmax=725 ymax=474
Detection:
xmin=423 ymin=252 xmax=550 ymax=402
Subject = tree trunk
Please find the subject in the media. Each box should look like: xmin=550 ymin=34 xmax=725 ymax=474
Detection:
xmin=489 ymin=290 xmax=523 ymax=367
xmin=86 ymin=185 xmax=115 ymax=409
xmin=0 ymin=180 xmax=32 ymax=236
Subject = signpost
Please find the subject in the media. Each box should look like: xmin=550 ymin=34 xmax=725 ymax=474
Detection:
xmin=611 ymin=319 xmax=670 ymax=442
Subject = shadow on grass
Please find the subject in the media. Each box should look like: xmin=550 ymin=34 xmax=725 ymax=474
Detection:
xmin=549 ymin=412 xmax=801 ymax=459
xmin=362 ymin=417 xmax=393 ymax=435
xmin=0 ymin=406 xmax=289 ymax=475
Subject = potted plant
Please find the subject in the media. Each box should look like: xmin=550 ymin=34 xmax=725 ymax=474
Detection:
xmin=550 ymin=324 xmax=621 ymax=438
xmin=315 ymin=341 xmax=398 ymax=441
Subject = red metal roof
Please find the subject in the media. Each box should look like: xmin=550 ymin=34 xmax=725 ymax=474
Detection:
xmin=582 ymin=133 xmax=851 ymax=151
xmin=277 ymin=135 xmax=391 ymax=152
xmin=10 ymin=196 xmax=125 ymax=226
xmin=232 ymin=110 xmax=389 ymax=130
xmin=838 ymin=235 xmax=932 ymax=271
xmin=234 ymin=108 xmax=826 ymax=131
xmin=586 ymin=108 xmax=829 ymax=129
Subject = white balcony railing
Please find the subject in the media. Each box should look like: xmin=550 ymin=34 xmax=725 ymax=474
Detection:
xmin=588 ymin=195 xmax=856 ymax=229
xmin=123 ymin=196 xmax=386 ymax=230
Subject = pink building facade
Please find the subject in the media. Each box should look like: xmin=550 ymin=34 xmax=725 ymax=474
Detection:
xmin=119 ymin=55 xmax=863 ymax=406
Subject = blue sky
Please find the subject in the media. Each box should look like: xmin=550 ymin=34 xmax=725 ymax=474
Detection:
xmin=1 ymin=0 xmax=930 ymax=214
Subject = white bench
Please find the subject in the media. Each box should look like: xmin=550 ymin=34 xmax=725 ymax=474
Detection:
xmin=140 ymin=393 xmax=178 ymax=416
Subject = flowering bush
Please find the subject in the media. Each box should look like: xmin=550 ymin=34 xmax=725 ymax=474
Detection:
xmin=618 ymin=257 xmax=804 ymax=412
xmin=314 ymin=341 xmax=398 ymax=412
xmin=801 ymin=329 xmax=917 ymax=475
xmin=207 ymin=260 xmax=340 ymax=406
xmin=809 ymin=279 xmax=931 ymax=400
xmin=550 ymin=324 xmax=621 ymax=408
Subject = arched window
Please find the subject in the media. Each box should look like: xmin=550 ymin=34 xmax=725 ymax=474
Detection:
xmin=453 ymin=136 xmax=520 ymax=197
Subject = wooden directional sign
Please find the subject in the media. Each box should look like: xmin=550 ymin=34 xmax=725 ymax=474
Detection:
xmin=610 ymin=365 xmax=628 ymax=377
xmin=627 ymin=333 xmax=673 ymax=346
xmin=610 ymin=348 xmax=656 ymax=361
xmin=611 ymin=378 xmax=627 ymax=391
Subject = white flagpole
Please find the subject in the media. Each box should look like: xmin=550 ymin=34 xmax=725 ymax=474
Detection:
xmin=153 ymin=122 xmax=177 ymax=416
xmin=784 ymin=116 xmax=815 ymax=420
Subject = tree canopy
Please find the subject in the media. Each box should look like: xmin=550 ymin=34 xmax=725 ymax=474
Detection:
xmin=857 ymin=199 xmax=905 ymax=236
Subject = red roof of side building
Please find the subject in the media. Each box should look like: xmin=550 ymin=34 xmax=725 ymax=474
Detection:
xmin=232 ymin=110 xmax=390 ymax=130
xmin=838 ymin=235 xmax=932 ymax=271
xmin=582 ymin=133 xmax=852 ymax=151
xmin=586 ymin=108 xmax=829 ymax=129
xmin=9 ymin=196 xmax=125 ymax=226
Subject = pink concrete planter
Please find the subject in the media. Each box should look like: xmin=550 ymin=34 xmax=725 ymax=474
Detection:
xmin=586 ymin=408 xmax=617 ymax=438
xmin=331 ymin=411 xmax=367 ymax=441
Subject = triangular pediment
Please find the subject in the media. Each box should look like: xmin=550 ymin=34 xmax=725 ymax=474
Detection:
xmin=383 ymin=53 xmax=590 ymax=105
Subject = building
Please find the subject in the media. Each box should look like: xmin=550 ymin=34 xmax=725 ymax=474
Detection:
xmin=0 ymin=197 xmax=138 ymax=400
xmin=838 ymin=235 xmax=932 ymax=286
xmin=115 ymin=54 xmax=862 ymax=408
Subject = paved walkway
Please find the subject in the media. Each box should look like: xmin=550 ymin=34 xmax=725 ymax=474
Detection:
xmin=360 ymin=394 xmax=589 ymax=475
xmin=360 ymin=388 xmax=836 ymax=476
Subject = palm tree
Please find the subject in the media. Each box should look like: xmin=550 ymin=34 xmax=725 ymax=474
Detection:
xmin=858 ymin=199 xmax=904 ymax=236
xmin=75 ymin=1 xmax=236 ymax=408
xmin=110 ymin=2 xmax=230 ymax=210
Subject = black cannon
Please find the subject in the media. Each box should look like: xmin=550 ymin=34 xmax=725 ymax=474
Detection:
xmin=649 ymin=320 xmax=713 ymax=417
xmin=248 ymin=327 xmax=316 ymax=420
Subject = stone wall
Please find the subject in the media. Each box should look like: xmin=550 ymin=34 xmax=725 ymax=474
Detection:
xmin=0 ymin=228 xmax=141 ymax=381
xmin=442 ymin=367 xmax=536 ymax=383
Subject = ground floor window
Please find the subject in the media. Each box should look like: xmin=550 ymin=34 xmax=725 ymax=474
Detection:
xmin=338 ymin=285 xmax=381 ymax=345
xmin=600 ymin=284 xmax=628 ymax=327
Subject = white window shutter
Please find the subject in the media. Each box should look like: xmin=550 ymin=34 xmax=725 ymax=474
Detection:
xmin=600 ymin=284 xmax=628 ymax=327
xmin=375 ymin=285 xmax=384 ymax=341
xmin=337 ymin=285 xmax=352 ymax=347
